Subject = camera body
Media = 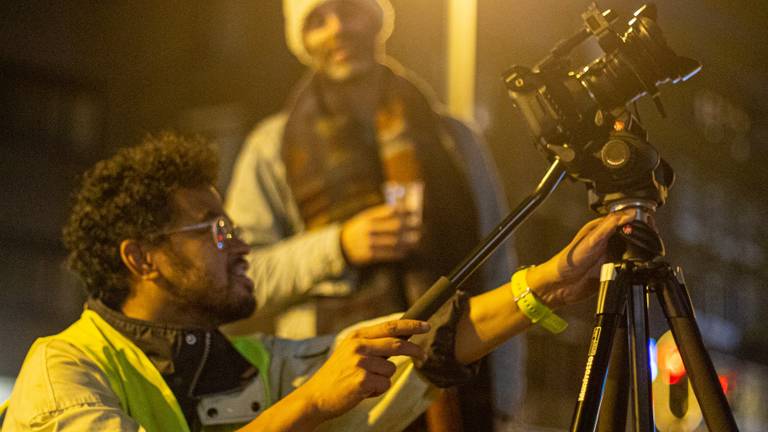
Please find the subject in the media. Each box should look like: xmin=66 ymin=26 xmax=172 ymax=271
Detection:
xmin=505 ymin=3 xmax=700 ymax=213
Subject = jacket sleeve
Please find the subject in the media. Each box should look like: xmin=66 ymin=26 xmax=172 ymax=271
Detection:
xmin=224 ymin=115 xmax=356 ymax=324
xmin=2 ymin=339 xmax=141 ymax=431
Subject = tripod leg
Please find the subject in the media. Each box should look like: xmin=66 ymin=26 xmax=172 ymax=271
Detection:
xmin=656 ymin=266 xmax=739 ymax=431
xmin=596 ymin=320 xmax=629 ymax=432
xmin=627 ymin=282 xmax=654 ymax=431
xmin=570 ymin=263 xmax=627 ymax=432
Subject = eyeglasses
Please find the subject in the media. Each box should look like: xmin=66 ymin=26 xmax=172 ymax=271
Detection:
xmin=161 ymin=216 xmax=241 ymax=250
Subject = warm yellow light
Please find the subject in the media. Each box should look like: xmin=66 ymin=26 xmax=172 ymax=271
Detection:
xmin=447 ymin=0 xmax=477 ymax=122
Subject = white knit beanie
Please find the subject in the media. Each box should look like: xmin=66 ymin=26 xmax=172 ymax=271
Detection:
xmin=283 ymin=0 xmax=395 ymax=65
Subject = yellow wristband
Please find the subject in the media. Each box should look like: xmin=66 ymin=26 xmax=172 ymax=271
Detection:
xmin=510 ymin=267 xmax=568 ymax=334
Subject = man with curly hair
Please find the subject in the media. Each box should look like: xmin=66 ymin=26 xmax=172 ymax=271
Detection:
xmin=1 ymin=133 xmax=637 ymax=431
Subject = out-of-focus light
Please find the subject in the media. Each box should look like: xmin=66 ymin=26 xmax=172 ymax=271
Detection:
xmin=656 ymin=331 xmax=687 ymax=385
xmin=719 ymin=375 xmax=730 ymax=395
xmin=447 ymin=0 xmax=477 ymax=122
xmin=653 ymin=331 xmax=703 ymax=431
xmin=666 ymin=348 xmax=686 ymax=385
xmin=649 ymin=337 xmax=658 ymax=381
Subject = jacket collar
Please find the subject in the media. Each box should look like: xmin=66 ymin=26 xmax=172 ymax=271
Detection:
xmin=86 ymin=298 xmax=254 ymax=428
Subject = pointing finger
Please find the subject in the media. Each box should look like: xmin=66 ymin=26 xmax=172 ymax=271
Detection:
xmin=351 ymin=319 xmax=431 ymax=339
xmin=354 ymin=337 xmax=425 ymax=359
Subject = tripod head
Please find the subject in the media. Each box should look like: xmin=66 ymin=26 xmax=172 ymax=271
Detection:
xmin=592 ymin=115 xmax=670 ymax=262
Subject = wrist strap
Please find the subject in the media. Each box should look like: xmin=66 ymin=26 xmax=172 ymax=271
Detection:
xmin=510 ymin=267 xmax=568 ymax=334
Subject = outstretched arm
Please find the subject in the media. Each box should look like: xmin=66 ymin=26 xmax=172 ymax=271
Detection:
xmin=236 ymin=211 xmax=636 ymax=431
xmin=454 ymin=210 xmax=637 ymax=364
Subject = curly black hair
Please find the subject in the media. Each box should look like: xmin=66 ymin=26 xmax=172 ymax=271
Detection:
xmin=62 ymin=133 xmax=219 ymax=308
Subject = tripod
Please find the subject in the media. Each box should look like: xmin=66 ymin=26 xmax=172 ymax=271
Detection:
xmin=570 ymin=200 xmax=739 ymax=432
xmin=400 ymin=156 xmax=740 ymax=430
xmin=398 ymin=103 xmax=740 ymax=430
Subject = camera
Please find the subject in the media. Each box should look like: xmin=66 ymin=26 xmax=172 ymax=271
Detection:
xmin=504 ymin=3 xmax=700 ymax=213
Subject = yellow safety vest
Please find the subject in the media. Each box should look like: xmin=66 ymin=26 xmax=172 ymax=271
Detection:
xmin=6 ymin=309 xmax=271 ymax=432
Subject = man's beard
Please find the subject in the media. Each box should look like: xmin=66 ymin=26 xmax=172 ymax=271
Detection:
xmin=163 ymin=248 xmax=256 ymax=326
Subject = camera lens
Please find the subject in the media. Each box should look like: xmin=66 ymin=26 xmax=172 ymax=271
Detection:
xmin=578 ymin=12 xmax=700 ymax=113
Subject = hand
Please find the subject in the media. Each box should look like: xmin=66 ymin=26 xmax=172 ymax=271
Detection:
xmin=340 ymin=204 xmax=421 ymax=266
xmin=294 ymin=319 xmax=430 ymax=422
xmin=527 ymin=209 xmax=641 ymax=308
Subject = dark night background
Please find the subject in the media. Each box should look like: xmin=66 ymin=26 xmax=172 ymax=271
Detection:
xmin=1 ymin=1 xmax=766 ymax=430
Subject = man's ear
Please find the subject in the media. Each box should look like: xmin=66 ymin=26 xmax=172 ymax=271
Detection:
xmin=120 ymin=239 xmax=159 ymax=280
